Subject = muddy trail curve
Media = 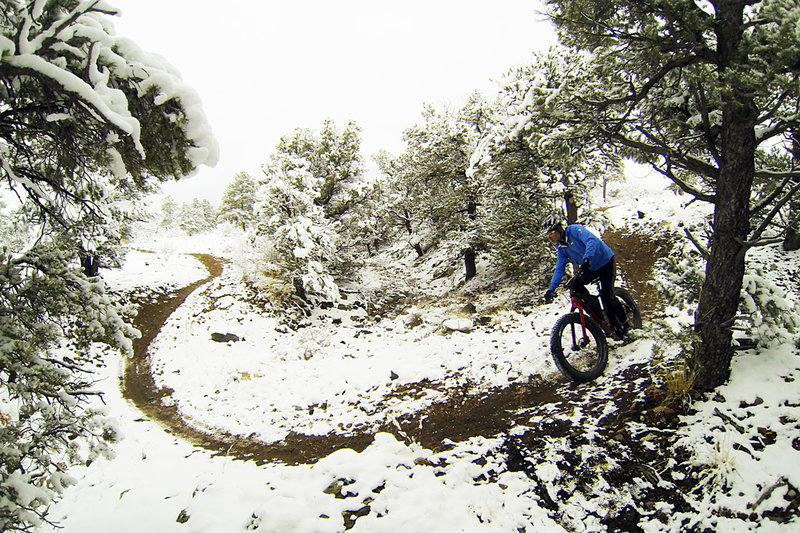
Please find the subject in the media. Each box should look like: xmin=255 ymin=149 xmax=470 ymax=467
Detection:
xmin=123 ymin=251 xmax=660 ymax=466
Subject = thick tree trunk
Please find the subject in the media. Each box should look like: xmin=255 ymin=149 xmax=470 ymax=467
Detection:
xmin=464 ymin=249 xmax=477 ymax=281
xmin=80 ymin=254 xmax=99 ymax=277
xmin=693 ymin=2 xmax=756 ymax=391
xmin=402 ymin=208 xmax=413 ymax=235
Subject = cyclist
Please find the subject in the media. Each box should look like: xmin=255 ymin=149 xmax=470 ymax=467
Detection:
xmin=541 ymin=215 xmax=630 ymax=340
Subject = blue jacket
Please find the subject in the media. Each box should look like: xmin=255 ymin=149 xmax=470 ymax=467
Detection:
xmin=547 ymin=224 xmax=615 ymax=292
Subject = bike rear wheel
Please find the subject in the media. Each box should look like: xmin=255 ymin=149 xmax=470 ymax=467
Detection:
xmin=550 ymin=312 xmax=609 ymax=382
xmin=614 ymin=287 xmax=642 ymax=329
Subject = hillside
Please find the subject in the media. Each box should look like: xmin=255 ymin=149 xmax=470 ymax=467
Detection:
xmin=36 ymin=173 xmax=800 ymax=532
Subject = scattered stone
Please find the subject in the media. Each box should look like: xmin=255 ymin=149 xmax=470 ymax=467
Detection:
xmin=442 ymin=318 xmax=473 ymax=333
xmin=475 ymin=316 xmax=492 ymax=326
xmin=390 ymin=371 xmax=399 ymax=380
xmin=740 ymin=396 xmax=764 ymax=408
xmin=176 ymin=509 xmax=190 ymax=524
xmin=210 ymin=332 xmax=240 ymax=343
xmin=342 ymin=505 xmax=370 ymax=529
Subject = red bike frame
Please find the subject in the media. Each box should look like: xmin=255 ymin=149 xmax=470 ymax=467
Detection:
xmin=568 ymin=287 xmax=611 ymax=341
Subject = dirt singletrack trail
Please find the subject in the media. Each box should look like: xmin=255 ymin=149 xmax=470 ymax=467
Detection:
xmin=122 ymin=239 xmax=662 ymax=465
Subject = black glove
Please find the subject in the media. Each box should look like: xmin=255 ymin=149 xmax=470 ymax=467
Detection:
xmin=543 ymin=290 xmax=555 ymax=303
xmin=582 ymin=258 xmax=591 ymax=273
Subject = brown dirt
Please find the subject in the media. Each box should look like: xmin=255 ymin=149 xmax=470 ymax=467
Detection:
xmin=122 ymin=230 xmax=669 ymax=466
xmin=121 ymin=253 xmax=571 ymax=463
xmin=120 ymin=232 xmax=800 ymax=530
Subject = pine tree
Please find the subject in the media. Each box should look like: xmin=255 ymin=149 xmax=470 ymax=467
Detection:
xmin=178 ymin=199 xmax=217 ymax=235
xmin=472 ymin=48 xmax=623 ymax=223
xmin=542 ymin=0 xmax=800 ymax=390
xmin=218 ymin=171 xmax=257 ymax=230
xmin=0 ymin=3 xmax=217 ymax=529
xmin=160 ymin=195 xmax=178 ymax=228
xmin=255 ymin=152 xmax=339 ymax=302
xmin=388 ymin=95 xmax=490 ymax=280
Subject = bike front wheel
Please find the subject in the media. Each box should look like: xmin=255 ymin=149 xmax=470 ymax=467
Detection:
xmin=550 ymin=312 xmax=609 ymax=382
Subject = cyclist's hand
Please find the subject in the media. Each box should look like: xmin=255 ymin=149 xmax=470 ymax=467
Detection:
xmin=582 ymin=258 xmax=591 ymax=272
xmin=543 ymin=290 xmax=556 ymax=303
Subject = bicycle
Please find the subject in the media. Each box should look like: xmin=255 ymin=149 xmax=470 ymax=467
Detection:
xmin=549 ymin=275 xmax=642 ymax=383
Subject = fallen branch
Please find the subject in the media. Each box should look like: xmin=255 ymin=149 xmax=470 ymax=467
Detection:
xmin=713 ymin=407 xmax=745 ymax=434
xmin=750 ymin=477 xmax=788 ymax=510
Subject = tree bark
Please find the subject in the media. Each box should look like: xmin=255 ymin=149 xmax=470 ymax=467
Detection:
xmin=693 ymin=1 xmax=756 ymax=391
xmin=785 ymin=198 xmax=800 ymax=251
xmin=464 ymin=200 xmax=479 ymax=281
xmin=785 ymin=131 xmax=800 ymax=251
xmin=293 ymin=277 xmax=308 ymax=302
xmin=80 ymin=254 xmax=99 ymax=277
xmin=564 ymin=189 xmax=578 ymax=224
xmin=464 ymin=248 xmax=477 ymax=281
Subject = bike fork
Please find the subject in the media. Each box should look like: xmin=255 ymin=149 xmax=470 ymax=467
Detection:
xmin=571 ymin=309 xmax=591 ymax=348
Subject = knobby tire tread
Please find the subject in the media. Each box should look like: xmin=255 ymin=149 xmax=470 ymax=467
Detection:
xmin=613 ymin=287 xmax=642 ymax=329
xmin=550 ymin=312 xmax=608 ymax=383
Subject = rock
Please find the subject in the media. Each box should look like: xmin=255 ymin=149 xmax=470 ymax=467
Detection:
xmin=442 ymin=318 xmax=473 ymax=333
xmin=475 ymin=316 xmax=492 ymax=326
xmin=390 ymin=371 xmax=399 ymax=380
xmin=644 ymin=405 xmax=677 ymax=425
xmin=210 ymin=332 xmax=240 ymax=343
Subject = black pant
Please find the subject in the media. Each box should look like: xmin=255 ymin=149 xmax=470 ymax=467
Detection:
xmin=572 ymin=257 xmax=626 ymax=330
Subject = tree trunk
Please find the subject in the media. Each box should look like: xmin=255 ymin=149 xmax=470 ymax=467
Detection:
xmin=464 ymin=248 xmax=477 ymax=281
xmin=564 ymin=189 xmax=578 ymax=224
xmin=785 ymin=131 xmax=800 ymax=251
xmin=293 ymin=277 xmax=307 ymax=302
xmin=693 ymin=3 xmax=757 ymax=391
xmin=464 ymin=200 xmax=478 ymax=281
xmin=785 ymin=197 xmax=800 ymax=251
xmin=80 ymin=254 xmax=99 ymax=277
xmin=402 ymin=208 xmax=413 ymax=235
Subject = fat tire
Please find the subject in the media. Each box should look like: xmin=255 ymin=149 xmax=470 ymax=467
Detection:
xmin=550 ymin=312 xmax=609 ymax=382
xmin=613 ymin=288 xmax=642 ymax=329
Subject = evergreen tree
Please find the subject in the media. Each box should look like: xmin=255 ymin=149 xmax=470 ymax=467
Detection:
xmin=218 ymin=171 xmax=257 ymax=230
xmin=160 ymin=195 xmax=178 ymax=229
xmin=472 ymin=48 xmax=623 ymax=223
xmin=0 ymin=3 xmax=217 ymax=529
xmin=252 ymin=120 xmax=365 ymax=298
xmin=178 ymin=198 xmax=217 ymax=235
xmin=542 ymin=0 xmax=800 ymax=390
xmin=273 ymin=119 xmax=364 ymax=219
xmin=255 ymin=152 xmax=340 ymax=302
xmin=390 ymin=95 xmax=490 ymax=279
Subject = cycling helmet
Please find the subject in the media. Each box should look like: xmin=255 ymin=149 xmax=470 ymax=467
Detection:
xmin=541 ymin=214 xmax=562 ymax=234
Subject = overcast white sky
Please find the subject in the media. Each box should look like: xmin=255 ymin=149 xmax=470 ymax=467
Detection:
xmin=110 ymin=1 xmax=557 ymax=202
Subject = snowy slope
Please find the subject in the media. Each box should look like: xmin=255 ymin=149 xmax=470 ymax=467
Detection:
xmin=35 ymin=172 xmax=800 ymax=532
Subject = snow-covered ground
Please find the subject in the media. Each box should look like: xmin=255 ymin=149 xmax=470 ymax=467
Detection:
xmin=35 ymin=173 xmax=800 ymax=532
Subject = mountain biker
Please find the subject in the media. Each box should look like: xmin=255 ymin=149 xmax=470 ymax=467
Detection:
xmin=541 ymin=215 xmax=630 ymax=339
